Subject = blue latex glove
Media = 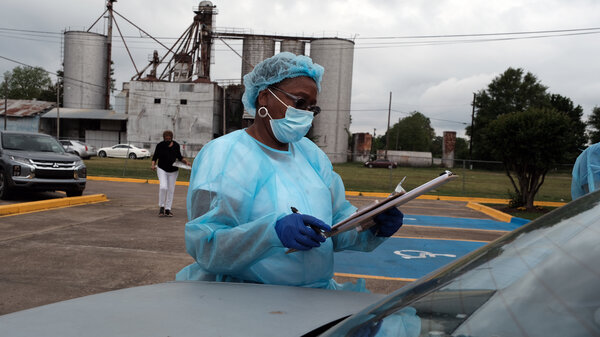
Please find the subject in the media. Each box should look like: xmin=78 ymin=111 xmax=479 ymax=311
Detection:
xmin=371 ymin=207 xmax=404 ymax=237
xmin=275 ymin=213 xmax=331 ymax=251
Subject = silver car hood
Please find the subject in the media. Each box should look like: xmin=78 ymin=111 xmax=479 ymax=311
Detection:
xmin=0 ymin=281 xmax=384 ymax=337
xmin=3 ymin=149 xmax=80 ymax=162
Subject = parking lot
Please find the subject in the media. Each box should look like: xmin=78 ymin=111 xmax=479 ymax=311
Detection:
xmin=0 ymin=179 xmax=507 ymax=315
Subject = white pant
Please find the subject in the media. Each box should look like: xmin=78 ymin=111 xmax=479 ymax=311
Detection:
xmin=157 ymin=167 xmax=179 ymax=210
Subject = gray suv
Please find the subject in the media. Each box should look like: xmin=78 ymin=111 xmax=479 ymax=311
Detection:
xmin=0 ymin=131 xmax=86 ymax=199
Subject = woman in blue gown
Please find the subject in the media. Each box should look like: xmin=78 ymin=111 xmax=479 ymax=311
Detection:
xmin=176 ymin=52 xmax=404 ymax=292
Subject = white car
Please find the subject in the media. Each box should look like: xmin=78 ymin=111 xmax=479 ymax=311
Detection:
xmin=97 ymin=144 xmax=150 ymax=159
xmin=59 ymin=140 xmax=96 ymax=159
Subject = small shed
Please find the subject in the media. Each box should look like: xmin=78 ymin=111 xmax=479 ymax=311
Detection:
xmin=0 ymin=100 xmax=55 ymax=133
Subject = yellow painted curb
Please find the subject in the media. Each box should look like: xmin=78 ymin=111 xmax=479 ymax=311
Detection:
xmin=346 ymin=192 xmax=567 ymax=207
xmin=87 ymin=176 xmax=148 ymax=184
xmin=466 ymin=202 xmax=512 ymax=223
xmin=87 ymin=176 xmax=191 ymax=186
xmin=0 ymin=194 xmax=109 ymax=216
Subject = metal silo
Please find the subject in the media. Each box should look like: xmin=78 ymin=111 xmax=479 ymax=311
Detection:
xmin=241 ymin=36 xmax=275 ymax=81
xmin=309 ymin=38 xmax=355 ymax=163
xmin=280 ymin=39 xmax=305 ymax=55
xmin=63 ymin=31 xmax=108 ymax=109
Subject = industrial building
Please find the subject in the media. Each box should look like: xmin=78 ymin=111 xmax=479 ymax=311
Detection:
xmin=47 ymin=1 xmax=356 ymax=162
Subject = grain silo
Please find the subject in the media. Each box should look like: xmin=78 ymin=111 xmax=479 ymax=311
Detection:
xmin=63 ymin=31 xmax=108 ymax=109
xmin=241 ymin=36 xmax=275 ymax=80
xmin=280 ymin=39 xmax=305 ymax=55
xmin=309 ymin=38 xmax=355 ymax=163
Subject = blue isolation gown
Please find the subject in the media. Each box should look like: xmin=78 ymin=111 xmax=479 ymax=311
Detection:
xmin=571 ymin=142 xmax=600 ymax=199
xmin=176 ymin=130 xmax=386 ymax=291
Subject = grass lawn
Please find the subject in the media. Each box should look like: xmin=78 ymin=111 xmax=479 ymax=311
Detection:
xmin=83 ymin=158 xmax=572 ymax=203
xmin=84 ymin=157 xmax=193 ymax=182
xmin=332 ymin=162 xmax=571 ymax=203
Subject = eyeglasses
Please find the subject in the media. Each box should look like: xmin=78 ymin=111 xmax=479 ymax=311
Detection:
xmin=268 ymin=86 xmax=321 ymax=116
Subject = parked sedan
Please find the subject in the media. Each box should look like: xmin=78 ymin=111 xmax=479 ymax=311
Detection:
xmin=1 ymin=190 xmax=598 ymax=336
xmin=59 ymin=140 xmax=96 ymax=159
xmin=97 ymin=144 xmax=150 ymax=159
xmin=364 ymin=158 xmax=398 ymax=168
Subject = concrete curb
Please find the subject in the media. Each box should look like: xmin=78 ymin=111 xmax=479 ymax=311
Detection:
xmin=466 ymin=202 xmax=530 ymax=225
xmin=0 ymin=194 xmax=109 ymax=217
xmin=466 ymin=202 xmax=512 ymax=222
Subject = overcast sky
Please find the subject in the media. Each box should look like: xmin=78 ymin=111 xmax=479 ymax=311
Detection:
xmin=1 ymin=0 xmax=599 ymax=138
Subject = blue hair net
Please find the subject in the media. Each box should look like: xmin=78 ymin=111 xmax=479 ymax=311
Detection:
xmin=242 ymin=52 xmax=324 ymax=116
xmin=571 ymin=142 xmax=600 ymax=199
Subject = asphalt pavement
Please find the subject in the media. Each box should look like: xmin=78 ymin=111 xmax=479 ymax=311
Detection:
xmin=0 ymin=179 xmax=503 ymax=315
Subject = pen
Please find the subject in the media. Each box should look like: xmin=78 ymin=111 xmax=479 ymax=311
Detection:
xmin=286 ymin=207 xmax=327 ymax=254
xmin=290 ymin=206 xmax=326 ymax=238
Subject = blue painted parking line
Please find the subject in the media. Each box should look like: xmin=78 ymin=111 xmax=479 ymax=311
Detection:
xmin=334 ymin=237 xmax=487 ymax=280
xmin=403 ymin=214 xmax=523 ymax=231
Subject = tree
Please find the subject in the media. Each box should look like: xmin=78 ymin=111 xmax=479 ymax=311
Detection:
xmin=387 ymin=111 xmax=435 ymax=152
xmin=487 ymin=108 xmax=572 ymax=209
xmin=549 ymin=94 xmax=587 ymax=159
xmin=38 ymin=70 xmax=63 ymax=105
xmin=588 ymin=106 xmax=600 ymax=144
xmin=431 ymin=136 xmax=443 ymax=157
xmin=467 ymin=67 xmax=550 ymax=161
xmin=2 ymin=66 xmax=53 ymax=100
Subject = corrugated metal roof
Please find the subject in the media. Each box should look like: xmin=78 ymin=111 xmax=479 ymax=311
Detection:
xmin=0 ymin=100 xmax=55 ymax=117
xmin=42 ymin=108 xmax=128 ymax=120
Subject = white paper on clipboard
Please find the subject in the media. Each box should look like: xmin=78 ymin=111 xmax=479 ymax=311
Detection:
xmin=173 ymin=160 xmax=192 ymax=170
xmin=328 ymin=170 xmax=458 ymax=237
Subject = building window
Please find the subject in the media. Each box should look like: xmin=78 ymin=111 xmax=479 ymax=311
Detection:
xmin=154 ymin=98 xmax=161 ymax=104
xmin=179 ymin=84 xmax=194 ymax=92
xmin=180 ymin=99 xmax=188 ymax=105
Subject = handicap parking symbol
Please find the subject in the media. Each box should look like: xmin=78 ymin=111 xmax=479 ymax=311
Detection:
xmin=394 ymin=250 xmax=457 ymax=260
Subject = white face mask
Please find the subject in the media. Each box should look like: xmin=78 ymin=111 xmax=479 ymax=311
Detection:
xmin=262 ymin=88 xmax=315 ymax=144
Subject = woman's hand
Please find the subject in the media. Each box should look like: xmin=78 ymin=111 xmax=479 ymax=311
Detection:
xmin=370 ymin=207 xmax=404 ymax=237
xmin=275 ymin=213 xmax=330 ymax=250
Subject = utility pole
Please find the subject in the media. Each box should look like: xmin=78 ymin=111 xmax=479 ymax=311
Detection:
xmin=469 ymin=92 xmax=476 ymax=169
xmin=384 ymin=91 xmax=392 ymax=159
xmin=3 ymin=76 xmax=7 ymax=130
xmin=56 ymin=75 xmax=60 ymax=139
xmin=395 ymin=117 xmax=401 ymax=150
xmin=222 ymin=86 xmax=227 ymax=135
xmin=105 ymin=0 xmax=116 ymax=110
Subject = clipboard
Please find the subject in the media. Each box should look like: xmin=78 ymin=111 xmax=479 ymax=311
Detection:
xmin=328 ymin=170 xmax=458 ymax=237
xmin=173 ymin=160 xmax=192 ymax=170
xmin=286 ymin=171 xmax=458 ymax=254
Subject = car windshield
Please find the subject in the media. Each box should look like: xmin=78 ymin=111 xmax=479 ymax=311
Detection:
xmin=325 ymin=190 xmax=600 ymax=337
xmin=2 ymin=133 xmax=65 ymax=153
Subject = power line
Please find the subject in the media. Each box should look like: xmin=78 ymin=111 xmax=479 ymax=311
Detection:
xmin=355 ymin=26 xmax=600 ymax=40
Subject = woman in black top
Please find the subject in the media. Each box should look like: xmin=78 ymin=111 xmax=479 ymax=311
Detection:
xmin=151 ymin=130 xmax=191 ymax=217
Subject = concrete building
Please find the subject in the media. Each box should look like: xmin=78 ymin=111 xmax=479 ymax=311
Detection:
xmin=378 ymin=150 xmax=433 ymax=167
xmin=121 ymin=81 xmax=222 ymax=157
xmin=41 ymin=108 xmax=127 ymax=148
xmin=351 ymin=132 xmax=372 ymax=163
